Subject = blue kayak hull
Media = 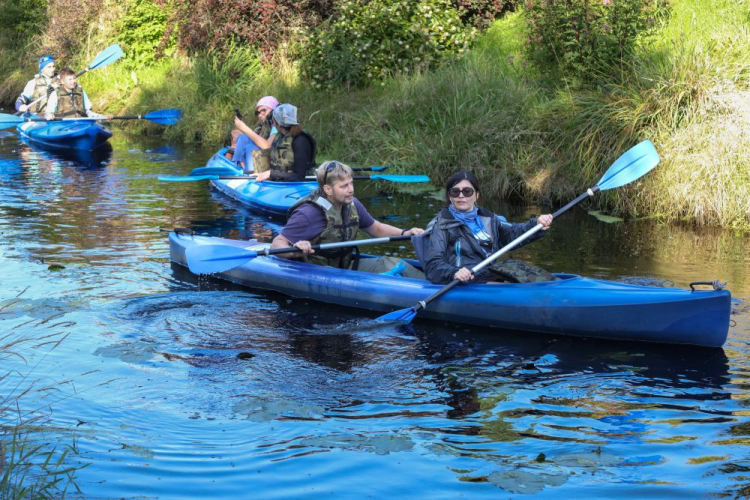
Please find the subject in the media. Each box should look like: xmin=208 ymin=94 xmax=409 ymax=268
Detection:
xmin=169 ymin=233 xmax=732 ymax=347
xmin=195 ymin=146 xmax=317 ymax=216
xmin=17 ymin=120 xmax=112 ymax=151
xmin=190 ymin=146 xmax=244 ymax=177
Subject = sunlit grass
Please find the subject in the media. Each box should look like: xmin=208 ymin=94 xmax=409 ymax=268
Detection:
xmin=0 ymin=0 xmax=746 ymax=228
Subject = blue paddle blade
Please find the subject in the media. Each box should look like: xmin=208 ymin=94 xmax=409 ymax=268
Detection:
xmin=186 ymin=245 xmax=260 ymax=274
xmin=145 ymin=108 xmax=182 ymax=125
xmin=375 ymin=306 xmax=418 ymax=323
xmin=158 ymin=174 xmax=219 ymax=182
xmin=370 ymin=174 xmax=430 ymax=183
xmin=0 ymin=113 xmax=24 ymax=130
xmin=597 ymin=140 xmax=660 ymax=191
xmin=89 ymin=44 xmax=124 ymax=70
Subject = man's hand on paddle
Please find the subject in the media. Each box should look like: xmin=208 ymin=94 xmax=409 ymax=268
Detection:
xmin=292 ymin=240 xmax=314 ymax=254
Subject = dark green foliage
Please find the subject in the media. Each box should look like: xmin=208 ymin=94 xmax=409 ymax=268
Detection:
xmin=0 ymin=0 xmax=46 ymax=45
xmin=117 ymin=0 xmax=175 ymax=68
xmin=301 ymin=0 xmax=476 ymax=90
xmin=454 ymin=0 xmax=518 ymax=28
xmin=524 ymin=0 xmax=669 ymax=84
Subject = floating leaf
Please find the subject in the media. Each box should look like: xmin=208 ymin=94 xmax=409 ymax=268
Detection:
xmin=589 ymin=210 xmax=624 ymax=223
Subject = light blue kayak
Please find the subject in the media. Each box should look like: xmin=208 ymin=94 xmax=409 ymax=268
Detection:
xmin=189 ymin=146 xmax=315 ymax=217
xmin=169 ymin=233 xmax=732 ymax=347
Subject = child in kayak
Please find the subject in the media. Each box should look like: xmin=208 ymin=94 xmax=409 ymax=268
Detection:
xmin=44 ymin=67 xmax=110 ymax=120
xmin=15 ymin=55 xmax=59 ymax=115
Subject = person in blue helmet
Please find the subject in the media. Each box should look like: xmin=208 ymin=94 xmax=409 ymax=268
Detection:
xmin=15 ymin=55 xmax=60 ymax=115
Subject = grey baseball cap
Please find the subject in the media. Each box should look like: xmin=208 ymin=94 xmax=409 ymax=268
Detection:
xmin=272 ymin=104 xmax=298 ymax=127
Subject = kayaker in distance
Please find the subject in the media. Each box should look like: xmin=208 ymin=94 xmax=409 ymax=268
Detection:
xmin=251 ymin=103 xmax=317 ymax=182
xmin=423 ymin=170 xmax=555 ymax=284
xmin=228 ymin=95 xmax=279 ymax=171
xmin=44 ymin=67 xmax=111 ymax=121
xmin=270 ymin=160 xmax=425 ymax=275
xmin=15 ymin=55 xmax=59 ymax=115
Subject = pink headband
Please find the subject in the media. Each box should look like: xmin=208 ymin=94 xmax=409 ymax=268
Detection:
xmin=256 ymin=96 xmax=279 ymax=110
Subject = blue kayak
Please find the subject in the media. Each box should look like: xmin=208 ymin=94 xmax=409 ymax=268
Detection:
xmin=193 ymin=146 xmax=317 ymax=216
xmin=189 ymin=146 xmax=245 ymax=177
xmin=169 ymin=233 xmax=732 ymax=347
xmin=17 ymin=120 xmax=112 ymax=151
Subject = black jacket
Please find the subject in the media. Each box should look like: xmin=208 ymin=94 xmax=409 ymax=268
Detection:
xmin=423 ymin=207 xmax=545 ymax=284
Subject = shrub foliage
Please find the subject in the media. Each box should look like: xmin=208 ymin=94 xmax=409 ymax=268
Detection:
xmin=117 ymin=0 xmax=175 ymax=68
xmin=301 ymin=0 xmax=476 ymax=90
xmin=524 ymin=0 xmax=669 ymax=83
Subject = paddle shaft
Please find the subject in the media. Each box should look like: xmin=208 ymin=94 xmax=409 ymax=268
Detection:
xmin=255 ymin=234 xmax=413 ymax=257
xmin=411 ymin=185 xmax=601 ymax=312
xmin=196 ymin=175 xmax=405 ymax=181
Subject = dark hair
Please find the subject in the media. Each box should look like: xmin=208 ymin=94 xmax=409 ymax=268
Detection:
xmin=445 ymin=170 xmax=479 ymax=205
xmin=59 ymin=67 xmax=76 ymax=78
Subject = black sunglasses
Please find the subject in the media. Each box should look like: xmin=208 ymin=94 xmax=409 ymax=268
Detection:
xmin=322 ymin=161 xmax=341 ymax=186
xmin=448 ymin=187 xmax=475 ymax=198
xmin=255 ymin=107 xmax=269 ymax=116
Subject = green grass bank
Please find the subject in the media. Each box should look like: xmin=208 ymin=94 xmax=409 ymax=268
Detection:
xmin=1 ymin=0 xmax=748 ymax=229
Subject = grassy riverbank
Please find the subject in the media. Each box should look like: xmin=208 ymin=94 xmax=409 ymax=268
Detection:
xmin=1 ymin=0 xmax=747 ymax=228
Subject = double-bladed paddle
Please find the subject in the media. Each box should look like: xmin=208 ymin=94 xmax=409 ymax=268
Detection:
xmin=157 ymin=173 xmax=429 ymax=183
xmin=16 ymin=43 xmax=124 ymax=115
xmin=375 ymin=139 xmax=661 ymax=324
xmin=0 ymin=108 xmax=183 ymax=130
xmin=185 ymin=234 xmax=415 ymax=274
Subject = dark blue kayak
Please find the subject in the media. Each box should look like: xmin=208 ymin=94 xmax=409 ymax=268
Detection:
xmin=169 ymin=233 xmax=732 ymax=347
xmin=17 ymin=120 xmax=112 ymax=151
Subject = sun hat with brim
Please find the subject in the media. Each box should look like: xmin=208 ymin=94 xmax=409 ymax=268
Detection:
xmin=272 ymin=104 xmax=298 ymax=127
xmin=39 ymin=55 xmax=54 ymax=71
xmin=256 ymin=96 xmax=279 ymax=110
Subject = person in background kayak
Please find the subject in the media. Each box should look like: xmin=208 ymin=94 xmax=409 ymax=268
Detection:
xmin=270 ymin=160 xmax=425 ymax=275
xmin=252 ymin=103 xmax=316 ymax=182
xmin=423 ymin=170 xmax=554 ymax=284
xmin=44 ymin=67 xmax=110 ymax=120
xmin=15 ymin=55 xmax=59 ymax=115
xmin=229 ymin=95 xmax=279 ymax=171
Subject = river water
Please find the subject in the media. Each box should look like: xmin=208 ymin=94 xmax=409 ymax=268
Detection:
xmin=1 ymin=131 xmax=749 ymax=498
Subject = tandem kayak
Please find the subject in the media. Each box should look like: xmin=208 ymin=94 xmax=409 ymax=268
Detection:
xmin=169 ymin=232 xmax=732 ymax=347
xmin=17 ymin=120 xmax=112 ymax=151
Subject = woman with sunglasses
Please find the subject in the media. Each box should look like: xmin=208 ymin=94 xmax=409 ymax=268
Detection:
xmin=423 ymin=170 xmax=553 ymax=284
xmin=229 ymin=96 xmax=279 ymax=170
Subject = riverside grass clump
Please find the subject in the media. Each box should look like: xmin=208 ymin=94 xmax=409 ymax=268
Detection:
xmin=1 ymin=301 xmax=85 ymax=499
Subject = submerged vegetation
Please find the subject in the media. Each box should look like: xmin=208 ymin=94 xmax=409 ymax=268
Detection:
xmin=0 ymin=0 xmax=747 ymax=228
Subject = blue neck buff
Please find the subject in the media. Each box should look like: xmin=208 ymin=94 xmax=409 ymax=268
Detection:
xmin=448 ymin=204 xmax=479 ymax=223
xmin=448 ymin=205 xmax=492 ymax=244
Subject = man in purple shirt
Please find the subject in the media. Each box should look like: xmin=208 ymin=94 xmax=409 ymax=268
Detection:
xmin=271 ymin=161 xmax=424 ymax=274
